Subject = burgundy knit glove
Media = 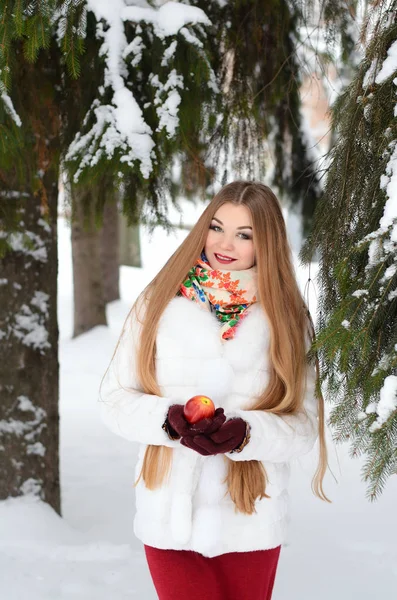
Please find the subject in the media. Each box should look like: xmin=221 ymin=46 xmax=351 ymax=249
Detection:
xmin=180 ymin=417 xmax=249 ymax=456
xmin=163 ymin=405 xmax=226 ymax=440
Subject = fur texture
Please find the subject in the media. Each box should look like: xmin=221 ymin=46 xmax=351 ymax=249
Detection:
xmin=100 ymin=296 xmax=318 ymax=557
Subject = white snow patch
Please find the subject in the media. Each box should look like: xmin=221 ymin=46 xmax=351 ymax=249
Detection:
xmin=38 ymin=218 xmax=52 ymax=233
xmin=368 ymin=375 xmax=397 ymax=432
xmin=30 ymin=291 xmax=50 ymax=316
xmin=379 ymin=263 xmax=397 ymax=286
xmin=8 ymin=231 xmax=48 ymax=263
xmin=375 ymin=40 xmax=397 ymax=85
xmin=26 ymin=442 xmax=46 ymax=457
xmin=20 ymin=478 xmax=42 ymax=497
xmin=0 ymin=397 xmax=46 ymax=438
xmin=13 ymin=302 xmax=51 ymax=351
xmin=1 ymin=92 xmax=22 ymax=126
xmin=365 ymin=402 xmax=377 ymax=414
xmin=161 ymin=39 xmax=178 ymax=66
xmin=17 ymin=396 xmax=38 ymax=413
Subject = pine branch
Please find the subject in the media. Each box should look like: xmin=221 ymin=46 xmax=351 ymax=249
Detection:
xmin=299 ymin=1 xmax=397 ymax=500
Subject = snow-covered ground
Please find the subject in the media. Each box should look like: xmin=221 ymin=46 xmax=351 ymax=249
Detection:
xmin=1 ymin=203 xmax=396 ymax=599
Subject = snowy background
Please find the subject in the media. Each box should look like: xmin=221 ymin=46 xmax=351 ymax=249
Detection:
xmin=1 ymin=200 xmax=396 ymax=599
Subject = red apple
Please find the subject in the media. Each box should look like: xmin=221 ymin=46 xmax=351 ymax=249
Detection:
xmin=183 ymin=395 xmax=215 ymax=424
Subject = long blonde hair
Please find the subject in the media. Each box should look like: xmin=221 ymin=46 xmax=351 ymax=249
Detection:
xmin=107 ymin=181 xmax=330 ymax=512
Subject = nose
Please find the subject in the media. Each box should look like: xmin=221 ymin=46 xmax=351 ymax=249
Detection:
xmin=219 ymin=236 xmax=236 ymax=252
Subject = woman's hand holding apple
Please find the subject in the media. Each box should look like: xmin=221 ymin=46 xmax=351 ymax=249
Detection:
xmin=180 ymin=418 xmax=248 ymax=456
xmin=165 ymin=396 xmax=225 ymax=439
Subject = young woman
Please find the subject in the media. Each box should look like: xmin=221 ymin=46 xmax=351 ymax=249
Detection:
xmin=99 ymin=181 xmax=329 ymax=600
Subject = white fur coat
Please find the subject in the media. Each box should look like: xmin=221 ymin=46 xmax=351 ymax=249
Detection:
xmin=99 ymin=296 xmax=318 ymax=558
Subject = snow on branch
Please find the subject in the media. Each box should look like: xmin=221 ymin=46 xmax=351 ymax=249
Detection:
xmin=0 ymin=92 xmax=22 ymax=127
xmin=357 ymin=38 xmax=397 ymax=432
xmin=120 ymin=1 xmax=210 ymax=38
xmin=66 ymin=1 xmax=212 ymax=182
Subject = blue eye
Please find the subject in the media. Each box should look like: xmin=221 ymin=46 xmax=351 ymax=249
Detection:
xmin=209 ymin=224 xmax=252 ymax=240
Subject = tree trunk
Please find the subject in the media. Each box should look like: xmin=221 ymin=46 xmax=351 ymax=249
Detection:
xmin=0 ymin=44 xmax=61 ymax=513
xmin=0 ymin=194 xmax=60 ymax=511
xmin=71 ymin=186 xmax=107 ymax=338
xmin=100 ymin=199 xmax=120 ymax=303
xmin=119 ymin=215 xmax=142 ymax=268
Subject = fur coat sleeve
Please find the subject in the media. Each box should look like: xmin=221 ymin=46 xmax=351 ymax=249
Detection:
xmin=99 ymin=302 xmax=180 ymax=448
xmin=225 ymin=341 xmax=319 ymax=463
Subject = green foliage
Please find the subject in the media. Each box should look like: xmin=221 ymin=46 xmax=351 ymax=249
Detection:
xmin=300 ymin=4 xmax=397 ymax=500
xmin=24 ymin=10 xmax=51 ymax=62
xmin=0 ymin=1 xmax=85 ymax=91
xmin=189 ymin=0 xmax=332 ymax=232
xmin=321 ymin=0 xmax=358 ymax=62
xmin=62 ymin=13 xmax=218 ymax=230
xmin=0 ymin=1 xmax=86 ymax=235
xmin=0 ymin=0 xmax=361 ymax=240
xmin=58 ymin=0 xmax=86 ymax=78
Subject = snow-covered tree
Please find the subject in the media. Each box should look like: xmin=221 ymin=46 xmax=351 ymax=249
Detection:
xmin=186 ymin=0 xmax=358 ymax=233
xmin=60 ymin=1 xmax=217 ymax=335
xmin=300 ymin=0 xmax=397 ymax=500
xmin=64 ymin=1 xmax=215 ymax=213
xmin=0 ymin=0 xmax=216 ymax=511
xmin=0 ymin=0 xmax=89 ymax=512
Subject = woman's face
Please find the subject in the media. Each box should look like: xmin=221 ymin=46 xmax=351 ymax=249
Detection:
xmin=204 ymin=203 xmax=255 ymax=271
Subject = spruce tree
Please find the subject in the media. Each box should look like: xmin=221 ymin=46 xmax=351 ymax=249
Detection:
xmin=185 ymin=0 xmax=358 ymax=232
xmin=300 ymin=1 xmax=397 ymax=500
xmin=62 ymin=2 xmax=217 ymax=332
xmin=0 ymin=1 xmax=86 ymax=512
xmin=0 ymin=0 xmax=218 ymax=509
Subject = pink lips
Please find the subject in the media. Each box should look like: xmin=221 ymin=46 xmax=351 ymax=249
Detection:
xmin=214 ymin=253 xmax=237 ymax=263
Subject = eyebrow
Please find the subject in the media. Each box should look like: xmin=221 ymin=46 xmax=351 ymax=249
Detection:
xmin=212 ymin=217 xmax=252 ymax=230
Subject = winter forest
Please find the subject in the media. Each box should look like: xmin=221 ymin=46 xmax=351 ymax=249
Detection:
xmin=0 ymin=0 xmax=396 ymax=598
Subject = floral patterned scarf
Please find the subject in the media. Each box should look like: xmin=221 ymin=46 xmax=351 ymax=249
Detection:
xmin=178 ymin=251 xmax=258 ymax=341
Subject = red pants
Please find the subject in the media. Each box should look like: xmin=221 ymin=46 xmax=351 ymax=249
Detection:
xmin=144 ymin=544 xmax=281 ymax=600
